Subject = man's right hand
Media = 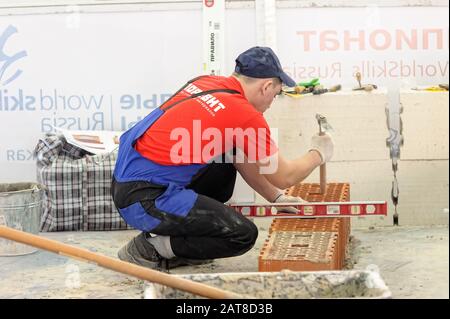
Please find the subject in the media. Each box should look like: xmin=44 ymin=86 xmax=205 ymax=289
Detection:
xmin=309 ymin=133 xmax=334 ymax=165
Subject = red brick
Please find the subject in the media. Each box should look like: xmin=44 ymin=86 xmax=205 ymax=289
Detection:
xmin=285 ymin=182 xmax=350 ymax=202
xmin=269 ymin=218 xmax=346 ymax=268
xmin=259 ymin=231 xmax=339 ymax=271
xmin=258 ymin=182 xmax=352 ymax=272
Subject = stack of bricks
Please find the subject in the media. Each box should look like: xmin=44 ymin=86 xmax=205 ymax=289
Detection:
xmin=258 ymin=183 xmax=351 ymax=272
xmin=267 ymin=218 xmax=347 ymax=269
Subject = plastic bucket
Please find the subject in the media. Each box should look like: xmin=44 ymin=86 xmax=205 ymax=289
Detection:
xmin=0 ymin=183 xmax=43 ymax=256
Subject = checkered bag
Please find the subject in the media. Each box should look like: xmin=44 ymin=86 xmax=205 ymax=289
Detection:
xmin=34 ymin=134 xmax=132 ymax=231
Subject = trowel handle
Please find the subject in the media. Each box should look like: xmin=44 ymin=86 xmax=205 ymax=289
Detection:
xmin=320 ymin=163 xmax=327 ymax=194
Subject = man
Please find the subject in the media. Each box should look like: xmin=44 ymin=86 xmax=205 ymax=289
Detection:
xmin=112 ymin=46 xmax=334 ymax=271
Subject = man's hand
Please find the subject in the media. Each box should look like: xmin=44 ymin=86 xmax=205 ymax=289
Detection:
xmin=274 ymin=194 xmax=308 ymax=214
xmin=309 ymin=133 xmax=334 ymax=165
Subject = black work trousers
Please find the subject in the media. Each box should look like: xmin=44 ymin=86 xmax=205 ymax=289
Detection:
xmin=112 ymin=162 xmax=258 ymax=260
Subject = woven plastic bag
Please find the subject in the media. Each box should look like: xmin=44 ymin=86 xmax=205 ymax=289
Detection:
xmin=34 ymin=134 xmax=131 ymax=231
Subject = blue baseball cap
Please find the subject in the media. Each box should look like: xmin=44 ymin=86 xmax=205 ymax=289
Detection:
xmin=234 ymin=46 xmax=296 ymax=87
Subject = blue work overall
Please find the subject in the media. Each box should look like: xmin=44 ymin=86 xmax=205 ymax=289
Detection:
xmin=111 ymin=78 xmax=258 ymax=259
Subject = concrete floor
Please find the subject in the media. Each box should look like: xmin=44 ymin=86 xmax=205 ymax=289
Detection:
xmin=0 ymin=221 xmax=448 ymax=299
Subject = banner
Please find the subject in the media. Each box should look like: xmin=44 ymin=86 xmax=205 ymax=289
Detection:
xmin=203 ymin=0 xmax=226 ymax=75
xmin=0 ymin=5 xmax=447 ymax=184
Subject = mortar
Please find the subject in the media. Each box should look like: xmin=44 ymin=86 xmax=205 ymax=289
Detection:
xmin=144 ymin=270 xmax=391 ymax=299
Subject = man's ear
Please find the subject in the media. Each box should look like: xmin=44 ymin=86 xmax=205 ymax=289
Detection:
xmin=261 ymin=80 xmax=273 ymax=95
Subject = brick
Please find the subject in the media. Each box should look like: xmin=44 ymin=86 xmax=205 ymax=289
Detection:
xmin=259 ymin=231 xmax=339 ymax=271
xmin=269 ymin=218 xmax=346 ymax=268
xmin=259 ymin=182 xmax=352 ymax=272
xmin=284 ymin=182 xmax=351 ymax=254
xmin=285 ymin=182 xmax=350 ymax=202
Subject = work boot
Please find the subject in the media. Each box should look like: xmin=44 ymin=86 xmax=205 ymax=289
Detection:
xmin=118 ymin=232 xmax=214 ymax=271
xmin=117 ymin=232 xmax=163 ymax=269
xmin=165 ymin=257 xmax=214 ymax=270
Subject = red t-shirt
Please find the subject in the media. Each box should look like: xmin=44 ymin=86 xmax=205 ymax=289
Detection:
xmin=135 ymin=76 xmax=278 ymax=165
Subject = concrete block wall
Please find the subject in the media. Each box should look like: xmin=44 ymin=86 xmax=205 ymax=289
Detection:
xmin=260 ymin=90 xmax=392 ymax=228
xmin=396 ymin=161 xmax=448 ymax=225
xmin=398 ymin=90 xmax=449 ymax=226
xmin=400 ymin=91 xmax=449 ymax=160
xmin=241 ymin=89 xmax=448 ymax=226
xmin=265 ymin=90 xmax=390 ymax=161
